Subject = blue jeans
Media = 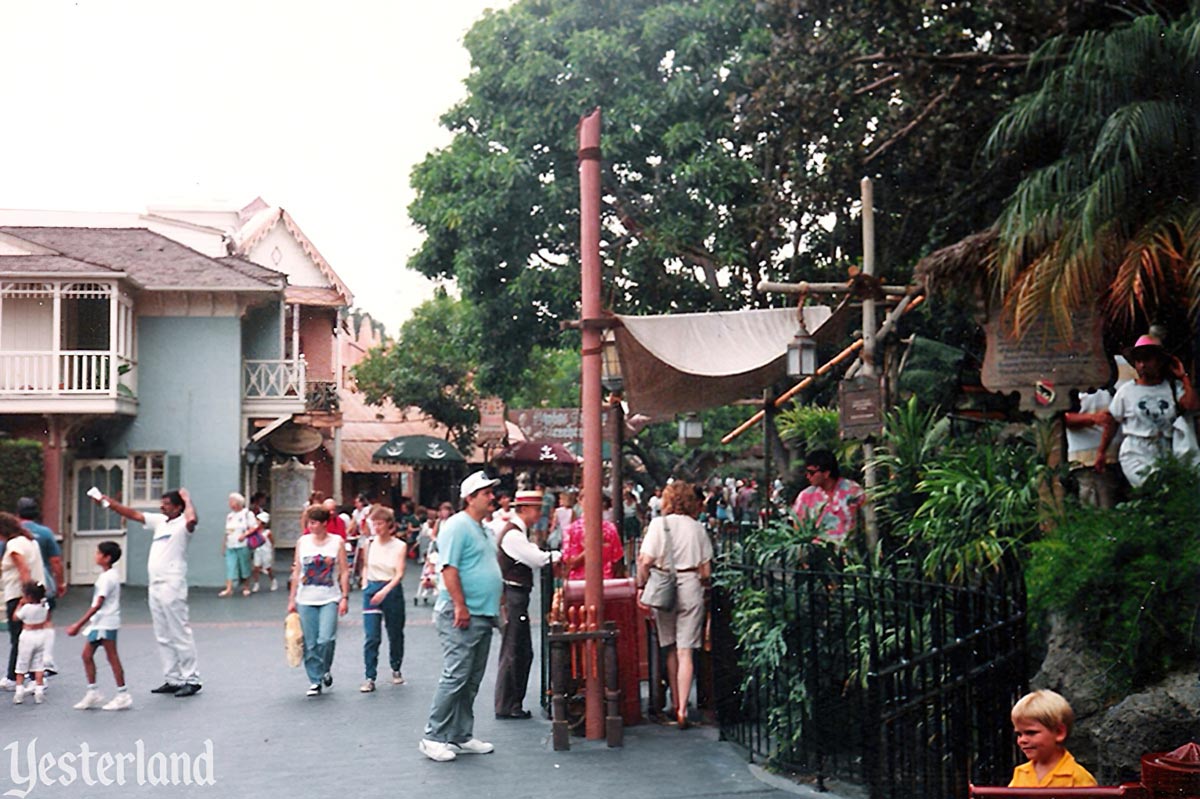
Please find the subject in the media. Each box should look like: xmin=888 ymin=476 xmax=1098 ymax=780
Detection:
xmin=362 ymin=581 xmax=405 ymax=681
xmin=423 ymin=608 xmax=495 ymax=743
xmin=297 ymin=602 xmax=339 ymax=685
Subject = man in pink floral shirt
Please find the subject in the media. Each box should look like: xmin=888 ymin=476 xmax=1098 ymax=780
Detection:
xmin=791 ymin=450 xmax=864 ymax=544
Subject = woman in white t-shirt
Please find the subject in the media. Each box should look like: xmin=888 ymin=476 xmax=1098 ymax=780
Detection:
xmin=358 ymin=506 xmax=408 ymax=692
xmin=1 ymin=512 xmax=45 ymax=690
xmin=636 ymin=482 xmax=713 ymax=729
xmin=1100 ymin=334 xmax=1200 ymax=487
xmin=287 ymin=506 xmax=350 ymax=697
xmin=220 ymin=493 xmax=257 ymax=598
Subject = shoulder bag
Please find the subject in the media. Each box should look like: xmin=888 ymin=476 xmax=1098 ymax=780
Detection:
xmin=640 ymin=517 xmax=677 ymax=611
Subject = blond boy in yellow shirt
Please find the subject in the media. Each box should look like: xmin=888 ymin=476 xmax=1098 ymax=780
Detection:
xmin=1009 ymin=689 xmax=1097 ymax=788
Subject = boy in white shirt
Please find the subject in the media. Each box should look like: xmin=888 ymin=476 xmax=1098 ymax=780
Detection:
xmin=66 ymin=542 xmax=130 ymax=710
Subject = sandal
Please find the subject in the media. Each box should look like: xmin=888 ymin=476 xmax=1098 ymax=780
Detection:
xmin=242 ymin=588 xmax=251 ymax=597
xmin=217 ymin=589 xmax=232 ymax=597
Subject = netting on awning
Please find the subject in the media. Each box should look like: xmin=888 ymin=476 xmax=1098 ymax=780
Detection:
xmin=613 ymin=305 xmax=846 ymax=416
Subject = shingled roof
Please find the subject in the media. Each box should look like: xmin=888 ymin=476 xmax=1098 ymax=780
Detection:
xmin=0 ymin=227 xmax=284 ymax=291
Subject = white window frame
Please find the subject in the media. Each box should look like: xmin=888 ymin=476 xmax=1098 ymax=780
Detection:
xmin=129 ymin=451 xmax=167 ymax=507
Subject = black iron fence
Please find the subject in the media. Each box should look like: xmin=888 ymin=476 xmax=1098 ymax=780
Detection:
xmin=713 ymin=548 xmax=1027 ymax=799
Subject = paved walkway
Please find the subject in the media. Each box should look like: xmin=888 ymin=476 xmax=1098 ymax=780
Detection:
xmin=0 ymin=565 xmax=796 ymax=798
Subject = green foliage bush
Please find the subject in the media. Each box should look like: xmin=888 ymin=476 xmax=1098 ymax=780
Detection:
xmin=1027 ymin=458 xmax=1200 ymax=691
xmin=0 ymin=439 xmax=44 ymax=515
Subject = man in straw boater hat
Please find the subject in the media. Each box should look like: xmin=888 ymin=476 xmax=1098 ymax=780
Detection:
xmin=494 ymin=489 xmax=561 ymax=720
xmin=1098 ymin=332 xmax=1200 ymax=488
xmin=419 ymin=471 xmax=504 ymax=763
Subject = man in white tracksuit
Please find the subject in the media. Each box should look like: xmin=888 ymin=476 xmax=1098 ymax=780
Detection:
xmin=93 ymin=488 xmax=202 ymax=697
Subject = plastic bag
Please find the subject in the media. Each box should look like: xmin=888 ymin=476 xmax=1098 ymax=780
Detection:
xmin=284 ymin=611 xmax=303 ymax=668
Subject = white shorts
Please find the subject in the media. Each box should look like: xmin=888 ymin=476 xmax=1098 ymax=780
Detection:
xmin=15 ymin=628 xmax=50 ymax=673
xmin=252 ymin=543 xmax=274 ymax=569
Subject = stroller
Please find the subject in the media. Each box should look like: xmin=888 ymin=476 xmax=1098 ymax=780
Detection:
xmin=414 ymin=547 xmax=438 ymax=606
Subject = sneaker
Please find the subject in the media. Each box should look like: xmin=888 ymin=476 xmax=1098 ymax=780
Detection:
xmin=33 ymin=690 xmax=44 ymax=705
xmin=306 ymin=684 xmax=322 ymax=698
xmin=392 ymin=671 xmax=405 ymax=685
xmin=173 ymin=684 xmax=202 ymax=698
xmin=360 ymin=679 xmax=375 ymax=693
xmin=418 ymin=739 xmax=457 ymax=762
xmin=251 ymin=581 xmax=260 ymax=593
xmin=12 ymin=686 xmax=24 ymax=705
xmin=447 ymin=739 xmax=494 ymax=755
xmin=270 ymin=577 xmax=279 ymax=592
xmin=43 ymin=667 xmax=57 ymax=677
xmin=74 ymin=689 xmax=105 ymax=710
xmin=102 ymin=693 xmax=132 ymax=711
xmin=150 ymin=682 xmax=183 ymax=694
xmin=322 ymin=672 xmax=333 ymax=688
xmin=0 ymin=678 xmax=16 ymax=692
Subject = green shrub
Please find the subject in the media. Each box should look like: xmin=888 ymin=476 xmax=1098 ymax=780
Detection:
xmin=1027 ymin=458 xmax=1200 ymax=692
xmin=0 ymin=439 xmax=43 ymax=515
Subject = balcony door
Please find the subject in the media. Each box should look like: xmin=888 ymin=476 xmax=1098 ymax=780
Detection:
xmin=69 ymin=460 xmax=128 ymax=585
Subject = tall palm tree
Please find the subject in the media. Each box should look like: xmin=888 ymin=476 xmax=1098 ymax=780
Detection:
xmin=983 ymin=7 xmax=1200 ymax=335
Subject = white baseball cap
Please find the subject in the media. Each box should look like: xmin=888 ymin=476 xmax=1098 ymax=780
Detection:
xmin=460 ymin=470 xmax=500 ymax=498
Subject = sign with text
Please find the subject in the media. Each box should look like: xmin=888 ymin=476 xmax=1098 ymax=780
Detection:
xmin=477 ymin=396 xmax=508 ymax=445
xmin=509 ymin=408 xmax=582 ymax=443
xmin=981 ymin=308 xmax=1110 ymax=412
xmin=839 ymin=376 xmax=885 ymax=440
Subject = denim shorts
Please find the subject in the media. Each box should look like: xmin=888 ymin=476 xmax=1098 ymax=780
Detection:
xmin=87 ymin=629 xmax=118 ymax=643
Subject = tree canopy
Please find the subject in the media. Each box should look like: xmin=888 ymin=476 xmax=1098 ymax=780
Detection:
xmin=351 ymin=289 xmax=479 ymax=451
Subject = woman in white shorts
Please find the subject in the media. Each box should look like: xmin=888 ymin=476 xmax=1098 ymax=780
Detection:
xmin=636 ymin=481 xmax=712 ymax=729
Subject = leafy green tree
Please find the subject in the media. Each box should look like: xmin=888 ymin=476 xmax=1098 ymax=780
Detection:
xmin=408 ymin=0 xmax=771 ymax=396
xmin=505 ymin=345 xmax=582 ymax=409
xmin=351 ymin=290 xmax=479 ymax=452
xmin=738 ymin=0 xmax=1065 ymax=284
xmin=984 ymin=5 xmax=1200 ymax=336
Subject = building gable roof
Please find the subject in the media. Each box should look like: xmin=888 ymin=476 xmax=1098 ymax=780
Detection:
xmin=0 ymin=227 xmax=283 ymax=291
xmin=236 ymin=209 xmax=353 ymax=305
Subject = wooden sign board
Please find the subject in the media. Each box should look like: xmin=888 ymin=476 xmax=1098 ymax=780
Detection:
xmin=839 ymin=376 xmax=884 ymax=440
xmin=981 ymin=309 xmax=1111 ymax=412
xmin=477 ymin=396 xmax=508 ymax=445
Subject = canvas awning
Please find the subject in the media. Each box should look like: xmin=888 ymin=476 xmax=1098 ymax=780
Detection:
xmin=372 ymin=435 xmax=466 ymax=470
xmin=613 ymin=305 xmax=847 ymax=416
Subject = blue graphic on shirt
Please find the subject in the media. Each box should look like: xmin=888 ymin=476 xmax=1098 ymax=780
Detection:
xmin=301 ymin=554 xmax=335 ymax=587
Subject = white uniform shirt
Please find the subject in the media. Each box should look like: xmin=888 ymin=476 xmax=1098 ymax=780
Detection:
xmin=86 ymin=568 xmax=121 ymax=632
xmin=499 ymin=516 xmax=560 ymax=569
xmin=143 ymin=512 xmax=192 ymax=582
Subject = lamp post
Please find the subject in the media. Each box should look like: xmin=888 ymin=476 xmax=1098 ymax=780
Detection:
xmin=787 ymin=299 xmax=818 ymax=378
xmin=677 ymin=414 xmax=703 ymax=448
xmin=601 ymin=334 xmax=624 ymax=531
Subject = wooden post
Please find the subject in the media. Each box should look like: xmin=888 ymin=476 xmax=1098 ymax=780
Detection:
xmin=578 ymin=108 xmax=605 ymax=739
xmin=549 ymin=622 xmax=571 ymax=751
xmin=603 ymin=621 xmax=623 ymax=747
xmin=860 ymin=178 xmax=880 ymax=553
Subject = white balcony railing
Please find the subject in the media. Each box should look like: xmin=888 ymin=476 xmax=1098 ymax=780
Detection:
xmin=0 ymin=350 xmax=136 ymax=397
xmin=243 ymin=359 xmax=306 ymax=401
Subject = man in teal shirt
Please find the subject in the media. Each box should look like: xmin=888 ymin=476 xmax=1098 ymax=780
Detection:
xmin=419 ymin=471 xmax=504 ymax=762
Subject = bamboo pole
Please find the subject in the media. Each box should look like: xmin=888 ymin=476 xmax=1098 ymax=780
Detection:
xmin=719 ymin=293 xmax=925 ymax=445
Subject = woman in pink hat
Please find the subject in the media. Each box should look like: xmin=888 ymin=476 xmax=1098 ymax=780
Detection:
xmin=1097 ymin=334 xmax=1199 ymax=487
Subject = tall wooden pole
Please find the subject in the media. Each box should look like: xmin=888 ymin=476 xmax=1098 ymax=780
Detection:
xmin=578 ymin=108 xmax=605 ymax=739
xmin=860 ymin=178 xmax=880 ymax=552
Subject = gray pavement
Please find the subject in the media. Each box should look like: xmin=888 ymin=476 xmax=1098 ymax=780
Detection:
xmin=1 ymin=562 xmax=794 ymax=798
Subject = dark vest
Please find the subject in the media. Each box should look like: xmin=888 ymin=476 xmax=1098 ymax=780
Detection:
xmin=497 ymin=521 xmax=533 ymax=589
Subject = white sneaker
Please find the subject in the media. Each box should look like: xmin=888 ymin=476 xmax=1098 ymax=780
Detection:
xmin=74 ymin=689 xmax=105 ymax=710
xmin=447 ymin=739 xmax=494 ymax=755
xmin=0 ymin=678 xmax=16 ymax=692
xmin=251 ymin=581 xmax=260 ymax=593
xmin=360 ymin=679 xmax=375 ymax=693
xmin=418 ymin=739 xmax=457 ymax=762
xmin=33 ymin=690 xmax=44 ymax=705
xmin=270 ymin=577 xmax=278 ymax=591
xmin=102 ymin=693 xmax=132 ymax=711
xmin=12 ymin=686 xmax=24 ymax=705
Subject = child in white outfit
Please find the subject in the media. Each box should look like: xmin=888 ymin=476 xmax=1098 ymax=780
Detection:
xmin=13 ymin=581 xmax=51 ymax=704
xmin=66 ymin=542 xmax=130 ymax=711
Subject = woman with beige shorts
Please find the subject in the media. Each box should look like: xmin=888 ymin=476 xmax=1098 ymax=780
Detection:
xmin=637 ymin=481 xmax=713 ymax=729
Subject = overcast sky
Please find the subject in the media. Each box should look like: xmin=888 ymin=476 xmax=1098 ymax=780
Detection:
xmin=0 ymin=0 xmax=510 ymax=335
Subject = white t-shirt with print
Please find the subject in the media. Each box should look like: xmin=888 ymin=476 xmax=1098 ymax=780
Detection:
xmin=86 ymin=568 xmax=121 ymax=632
xmin=143 ymin=512 xmax=192 ymax=582
xmin=225 ymin=508 xmax=257 ymax=550
xmin=1109 ymin=381 xmax=1181 ymax=440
